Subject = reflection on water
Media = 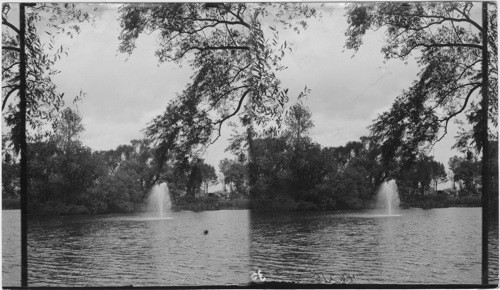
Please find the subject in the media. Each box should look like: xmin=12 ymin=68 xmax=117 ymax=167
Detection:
xmin=250 ymin=208 xmax=499 ymax=284
xmin=2 ymin=207 xmax=499 ymax=286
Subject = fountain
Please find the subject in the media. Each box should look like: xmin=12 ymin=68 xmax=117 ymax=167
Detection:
xmin=146 ymin=182 xmax=172 ymax=218
xmin=374 ymin=179 xmax=400 ymax=216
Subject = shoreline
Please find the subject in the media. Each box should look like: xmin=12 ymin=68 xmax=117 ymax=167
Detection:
xmin=4 ymin=195 xmax=484 ymax=215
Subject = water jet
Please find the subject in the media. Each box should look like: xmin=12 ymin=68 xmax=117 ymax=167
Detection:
xmin=146 ymin=182 xmax=172 ymax=218
xmin=374 ymin=179 xmax=400 ymax=216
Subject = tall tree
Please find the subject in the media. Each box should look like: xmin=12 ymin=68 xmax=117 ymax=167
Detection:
xmin=225 ymin=161 xmax=248 ymax=196
xmin=200 ymin=163 xmax=218 ymax=195
xmin=118 ymin=3 xmax=317 ymax=168
xmin=250 ymin=136 xmax=291 ymax=198
xmin=284 ymin=102 xmax=314 ymax=150
xmin=412 ymin=155 xmax=447 ymax=195
xmin=430 ymin=159 xmax=448 ymax=192
xmin=345 ymin=2 xmax=497 ymax=160
xmin=218 ymin=158 xmax=232 ymax=193
xmin=450 ymin=152 xmax=481 ymax=195
xmin=2 ymin=3 xmax=91 ymax=150
xmin=345 ymin=3 xmax=497 ymax=283
xmin=186 ymin=158 xmax=203 ymax=197
xmin=51 ymin=107 xmax=84 ymax=153
xmin=448 ymin=155 xmax=463 ymax=189
xmin=3 ymin=5 xmax=90 ymax=285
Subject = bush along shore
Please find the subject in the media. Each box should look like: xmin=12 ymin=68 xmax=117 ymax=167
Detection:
xmin=171 ymin=196 xmax=250 ymax=211
xmin=2 ymin=193 xmax=483 ymax=215
xmin=2 ymin=198 xmax=20 ymax=210
xmin=400 ymin=195 xmax=481 ymax=209
xmin=2 ymin=196 xmax=481 ymax=216
xmin=170 ymin=194 xmax=483 ymax=212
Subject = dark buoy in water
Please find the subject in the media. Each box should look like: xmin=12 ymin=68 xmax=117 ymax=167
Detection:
xmin=203 ymin=230 xmax=208 ymax=235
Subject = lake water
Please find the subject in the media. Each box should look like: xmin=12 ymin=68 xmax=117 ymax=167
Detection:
xmin=251 ymin=207 xmax=498 ymax=284
xmin=3 ymin=210 xmax=250 ymax=286
xmin=2 ymin=207 xmax=498 ymax=286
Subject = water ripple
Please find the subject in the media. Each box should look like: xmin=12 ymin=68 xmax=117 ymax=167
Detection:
xmin=250 ymin=208 xmax=495 ymax=284
xmin=22 ymin=210 xmax=250 ymax=286
xmin=2 ymin=208 xmax=498 ymax=286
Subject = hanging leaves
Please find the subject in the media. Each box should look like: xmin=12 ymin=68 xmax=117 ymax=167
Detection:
xmin=345 ymin=2 xmax=497 ymax=159
xmin=118 ymin=3 xmax=318 ymax=166
xmin=2 ymin=3 xmax=93 ymax=153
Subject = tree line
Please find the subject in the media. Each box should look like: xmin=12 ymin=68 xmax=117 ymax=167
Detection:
xmin=2 ymin=3 xmax=497 ymax=215
xmin=4 ymin=103 xmax=492 ymax=214
xmin=1 ymin=107 xmax=220 ymax=214
xmin=219 ymin=103 xmax=495 ymax=211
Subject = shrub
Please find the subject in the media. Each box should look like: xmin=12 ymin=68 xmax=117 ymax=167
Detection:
xmin=2 ymin=198 xmax=20 ymax=209
xmin=250 ymin=197 xmax=299 ymax=211
xmin=65 ymin=204 xmax=90 ymax=215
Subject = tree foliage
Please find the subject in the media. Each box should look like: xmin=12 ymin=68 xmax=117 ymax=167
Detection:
xmin=118 ymin=3 xmax=318 ymax=167
xmin=448 ymin=151 xmax=481 ymax=195
xmin=2 ymin=3 xmax=92 ymax=152
xmin=345 ymin=2 xmax=497 ymax=161
xmin=284 ymin=102 xmax=314 ymax=149
xmin=2 ymin=134 xmax=19 ymax=198
xmin=218 ymin=158 xmax=248 ymax=196
xmin=200 ymin=162 xmax=218 ymax=195
xmin=51 ymin=107 xmax=84 ymax=153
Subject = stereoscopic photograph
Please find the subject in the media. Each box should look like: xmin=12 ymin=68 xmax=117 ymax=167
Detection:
xmin=2 ymin=1 xmax=498 ymax=287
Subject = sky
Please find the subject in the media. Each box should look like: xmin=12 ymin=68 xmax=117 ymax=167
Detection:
xmin=10 ymin=3 xmax=468 ymax=190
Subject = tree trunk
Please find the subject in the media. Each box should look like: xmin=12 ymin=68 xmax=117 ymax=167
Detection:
xmin=481 ymin=2 xmax=490 ymax=285
xmin=19 ymin=4 xmax=30 ymax=286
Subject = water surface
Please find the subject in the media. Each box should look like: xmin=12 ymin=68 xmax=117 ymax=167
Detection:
xmin=2 ymin=207 xmax=498 ymax=286
xmin=23 ymin=210 xmax=249 ymax=286
xmin=250 ymin=207 xmax=498 ymax=284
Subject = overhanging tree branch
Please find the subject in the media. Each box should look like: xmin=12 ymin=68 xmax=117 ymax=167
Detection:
xmin=396 ymin=41 xmax=483 ymax=58
xmin=214 ymin=88 xmax=251 ymax=126
xmin=452 ymin=6 xmax=483 ymax=32
xmin=392 ymin=12 xmax=482 ymax=31
xmin=209 ymin=89 xmax=252 ymax=146
xmin=3 ymin=46 xmax=21 ymax=52
xmin=208 ymin=85 xmax=249 ymax=111
xmin=171 ymin=45 xmax=250 ymax=62
xmin=438 ymin=84 xmax=481 ymax=123
xmin=223 ymin=6 xmax=250 ymax=28
xmin=3 ymin=61 xmax=20 ymax=72
xmin=417 ymin=42 xmax=482 ymax=50
xmin=230 ymin=63 xmax=251 ymax=83
xmin=431 ymin=82 xmax=482 ymax=110
xmin=2 ymin=17 xmax=20 ymax=35
xmin=192 ymin=45 xmax=250 ymax=52
xmin=2 ymin=85 xmax=20 ymax=110
xmin=194 ymin=18 xmax=249 ymax=27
